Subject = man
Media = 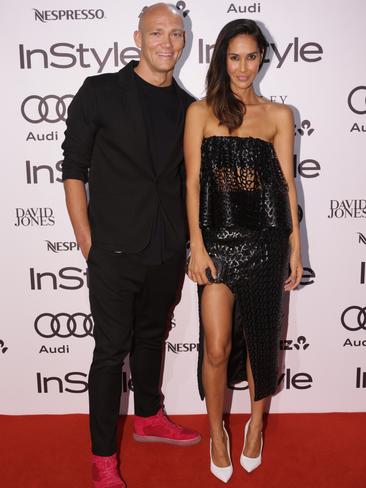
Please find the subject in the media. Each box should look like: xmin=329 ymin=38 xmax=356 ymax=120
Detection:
xmin=62 ymin=4 xmax=199 ymax=487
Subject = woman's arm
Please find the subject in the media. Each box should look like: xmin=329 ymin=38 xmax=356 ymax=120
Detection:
xmin=184 ymin=101 xmax=216 ymax=285
xmin=272 ymin=105 xmax=303 ymax=290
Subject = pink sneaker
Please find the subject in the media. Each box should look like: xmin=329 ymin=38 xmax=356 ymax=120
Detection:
xmin=92 ymin=453 xmax=126 ymax=488
xmin=133 ymin=407 xmax=201 ymax=446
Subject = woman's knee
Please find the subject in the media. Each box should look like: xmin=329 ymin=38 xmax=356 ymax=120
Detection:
xmin=205 ymin=342 xmax=231 ymax=368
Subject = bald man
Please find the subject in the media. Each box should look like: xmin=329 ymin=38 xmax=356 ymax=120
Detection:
xmin=62 ymin=3 xmax=199 ymax=487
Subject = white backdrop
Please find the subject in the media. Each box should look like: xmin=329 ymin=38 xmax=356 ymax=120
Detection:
xmin=1 ymin=0 xmax=365 ymax=415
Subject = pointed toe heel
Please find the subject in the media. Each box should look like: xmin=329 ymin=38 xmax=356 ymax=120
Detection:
xmin=240 ymin=418 xmax=263 ymax=473
xmin=210 ymin=424 xmax=233 ymax=483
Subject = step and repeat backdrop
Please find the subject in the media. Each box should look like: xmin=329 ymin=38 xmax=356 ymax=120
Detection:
xmin=1 ymin=0 xmax=365 ymax=415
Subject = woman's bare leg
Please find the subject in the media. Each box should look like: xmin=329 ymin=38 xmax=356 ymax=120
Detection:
xmin=201 ymin=283 xmax=234 ymax=467
xmin=244 ymin=353 xmax=266 ymax=457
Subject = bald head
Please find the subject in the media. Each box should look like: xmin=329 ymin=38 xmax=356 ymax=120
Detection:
xmin=133 ymin=1 xmax=185 ymax=81
xmin=138 ymin=3 xmax=183 ymax=31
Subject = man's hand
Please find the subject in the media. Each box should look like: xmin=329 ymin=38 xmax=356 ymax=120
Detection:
xmin=63 ymin=179 xmax=91 ymax=260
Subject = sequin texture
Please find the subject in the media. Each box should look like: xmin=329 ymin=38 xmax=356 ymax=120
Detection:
xmin=197 ymin=136 xmax=292 ymax=401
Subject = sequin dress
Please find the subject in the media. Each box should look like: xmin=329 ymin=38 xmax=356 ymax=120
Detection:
xmin=197 ymin=136 xmax=292 ymax=401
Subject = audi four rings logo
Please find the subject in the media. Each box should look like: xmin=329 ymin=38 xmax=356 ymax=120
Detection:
xmin=348 ymin=86 xmax=366 ymax=115
xmin=21 ymin=95 xmax=73 ymax=123
xmin=34 ymin=313 xmax=94 ymax=338
xmin=341 ymin=306 xmax=366 ymax=331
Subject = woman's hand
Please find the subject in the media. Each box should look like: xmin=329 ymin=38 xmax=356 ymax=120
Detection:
xmin=284 ymin=251 xmax=303 ymax=291
xmin=187 ymin=249 xmax=217 ymax=285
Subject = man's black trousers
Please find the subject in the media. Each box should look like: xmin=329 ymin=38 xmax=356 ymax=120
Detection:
xmin=87 ymin=246 xmax=184 ymax=456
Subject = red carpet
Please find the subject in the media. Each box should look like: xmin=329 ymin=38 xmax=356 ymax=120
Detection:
xmin=0 ymin=413 xmax=365 ymax=488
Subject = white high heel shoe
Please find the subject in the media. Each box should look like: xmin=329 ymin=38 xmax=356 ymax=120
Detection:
xmin=210 ymin=423 xmax=233 ymax=483
xmin=240 ymin=418 xmax=263 ymax=473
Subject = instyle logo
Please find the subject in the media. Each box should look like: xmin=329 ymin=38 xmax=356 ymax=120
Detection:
xmin=36 ymin=372 xmax=88 ymax=393
xmin=277 ymin=368 xmax=313 ymax=390
xmin=30 ymin=267 xmax=88 ymax=290
xmin=293 ymin=155 xmax=321 ymax=179
xmin=348 ymin=86 xmax=366 ymax=133
xmin=167 ymin=342 xmax=199 ymax=353
xmin=37 ymin=371 xmax=132 ymax=395
xmin=34 ymin=313 xmax=93 ymax=338
xmin=15 ymin=207 xmax=55 ymax=227
xmin=356 ymin=367 xmax=366 ymax=388
xmin=280 ymin=336 xmax=310 ymax=351
xmin=46 ymin=241 xmax=79 ymax=253
xmin=341 ymin=306 xmax=366 ymax=332
xmin=19 ymin=43 xmax=140 ymax=73
xmin=26 ymin=160 xmax=62 ymax=184
xmin=33 ymin=8 xmax=105 ymax=22
xmin=198 ymin=37 xmax=323 ymax=67
xmin=21 ymin=95 xmax=73 ymax=124
xmin=230 ymin=368 xmax=313 ymax=391
xmin=328 ymin=200 xmax=366 ymax=219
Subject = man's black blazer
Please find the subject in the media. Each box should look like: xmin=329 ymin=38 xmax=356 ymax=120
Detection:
xmin=62 ymin=60 xmax=195 ymax=252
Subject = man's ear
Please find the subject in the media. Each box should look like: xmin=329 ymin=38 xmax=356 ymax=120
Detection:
xmin=134 ymin=30 xmax=141 ymax=48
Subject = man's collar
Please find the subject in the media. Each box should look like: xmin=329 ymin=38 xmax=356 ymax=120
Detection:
xmin=118 ymin=60 xmax=179 ymax=90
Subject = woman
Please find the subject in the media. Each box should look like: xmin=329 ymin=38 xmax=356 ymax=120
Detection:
xmin=184 ymin=19 xmax=303 ymax=482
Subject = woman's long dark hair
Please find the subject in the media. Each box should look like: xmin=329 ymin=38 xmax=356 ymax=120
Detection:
xmin=206 ymin=19 xmax=268 ymax=133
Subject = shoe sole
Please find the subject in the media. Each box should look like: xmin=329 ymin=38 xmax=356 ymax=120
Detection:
xmin=133 ymin=433 xmax=201 ymax=446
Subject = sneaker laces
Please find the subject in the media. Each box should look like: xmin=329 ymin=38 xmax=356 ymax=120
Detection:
xmin=96 ymin=460 xmax=121 ymax=483
xmin=104 ymin=465 xmax=119 ymax=482
xmin=156 ymin=408 xmax=184 ymax=431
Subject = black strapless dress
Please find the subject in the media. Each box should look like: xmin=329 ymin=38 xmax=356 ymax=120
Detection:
xmin=197 ymin=136 xmax=292 ymax=401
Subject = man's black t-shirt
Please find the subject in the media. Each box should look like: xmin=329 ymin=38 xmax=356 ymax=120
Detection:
xmin=133 ymin=72 xmax=182 ymax=265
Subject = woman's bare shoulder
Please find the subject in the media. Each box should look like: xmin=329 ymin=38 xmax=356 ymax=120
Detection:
xmin=266 ymin=101 xmax=293 ymax=123
xmin=187 ymin=98 xmax=209 ymax=116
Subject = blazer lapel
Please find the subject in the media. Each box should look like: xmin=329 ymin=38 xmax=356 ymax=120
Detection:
xmin=118 ymin=61 xmax=155 ymax=177
xmin=153 ymin=78 xmax=186 ymax=176
xmin=173 ymin=78 xmax=186 ymax=133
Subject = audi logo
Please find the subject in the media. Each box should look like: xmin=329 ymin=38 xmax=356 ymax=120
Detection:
xmin=34 ymin=313 xmax=94 ymax=338
xmin=341 ymin=306 xmax=366 ymax=331
xmin=347 ymin=86 xmax=366 ymax=115
xmin=21 ymin=95 xmax=74 ymax=123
